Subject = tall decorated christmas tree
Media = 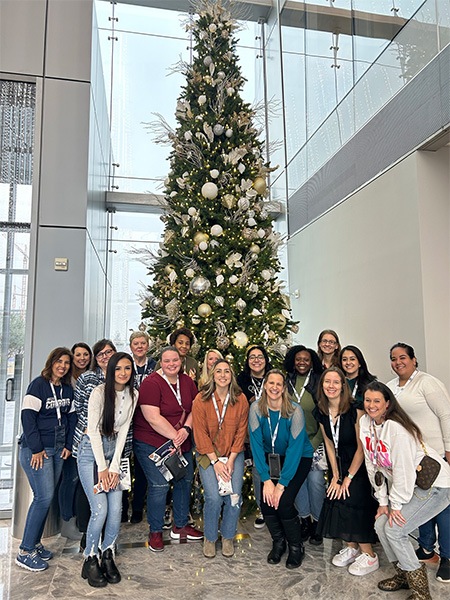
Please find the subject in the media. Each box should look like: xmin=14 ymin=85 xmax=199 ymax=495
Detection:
xmin=142 ymin=0 xmax=297 ymax=367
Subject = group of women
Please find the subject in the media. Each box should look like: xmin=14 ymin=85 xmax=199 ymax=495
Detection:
xmin=15 ymin=327 xmax=450 ymax=599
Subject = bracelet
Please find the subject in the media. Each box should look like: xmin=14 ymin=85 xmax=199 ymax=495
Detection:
xmin=347 ymin=472 xmax=354 ymax=480
xmin=183 ymin=425 xmax=192 ymax=435
xmin=211 ymin=458 xmax=218 ymax=466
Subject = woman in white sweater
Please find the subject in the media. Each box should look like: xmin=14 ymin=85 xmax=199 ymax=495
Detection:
xmin=77 ymin=352 xmax=137 ymax=588
xmin=360 ymin=381 xmax=450 ymax=599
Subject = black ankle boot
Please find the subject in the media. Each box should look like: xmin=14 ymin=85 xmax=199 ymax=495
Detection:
xmin=101 ymin=548 xmax=121 ymax=584
xmin=81 ymin=555 xmax=108 ymax=587
xmin=300 ymin=517 xmax=311 ymax=541
xmin=309 ymin=519 xmax=323 ymax=546
xmin=264 ymin=515 xmax=287 ymax=564
xmin=281 ymin=516 xmax=305 ymax=569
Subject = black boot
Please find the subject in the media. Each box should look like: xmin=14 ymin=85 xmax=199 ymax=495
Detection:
xmin=281 ymin=516 xmax=305 ymax=569
xmin=79 ymin=532 xmax=86 ymax=553
xmin=300 ymin=517 xmax=311 ymax=541
xmin=81 ymin=555 xmax=108 ymax=588
xmin=309 ymin=518 xmax=323 ymax=546
xmin=264 ymin=514 xmax=287 ymax=564
xmin=101 ymin=548 xmax=121 ymax=584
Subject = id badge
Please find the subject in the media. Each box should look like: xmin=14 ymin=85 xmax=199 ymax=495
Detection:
xmin=268 ymin=453 xmax=281 ymax=479
xmin=54 ymin=425 xmax=65 ymax=451
xmin=336 ymin=454 xmax=343 ymax=484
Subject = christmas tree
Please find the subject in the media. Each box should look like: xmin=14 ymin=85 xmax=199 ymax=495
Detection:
xmin=142 ymin=0 xmax=297 ymax=368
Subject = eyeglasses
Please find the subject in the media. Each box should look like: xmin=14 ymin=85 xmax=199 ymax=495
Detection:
xmin=249 ymin=355 xmax=265 ymax=361
xmin=96 ymin=348 xmax=114 ymax=359
xmin=321 ymin=340 xmax=337 ymax=346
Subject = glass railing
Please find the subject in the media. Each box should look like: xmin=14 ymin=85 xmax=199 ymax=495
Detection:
xmin=286 ymin=0 xmax=450 ymax=196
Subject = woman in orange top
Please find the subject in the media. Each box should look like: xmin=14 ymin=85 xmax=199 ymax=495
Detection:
xmin=192 ymin=359 xmax=249 ymax=559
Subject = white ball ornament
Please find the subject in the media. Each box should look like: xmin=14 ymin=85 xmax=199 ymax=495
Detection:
xmin=232 ymin=331 xmax=249 ymax=348
xmin=189 ymin=275 xmax=211 ymax=296
xmin=188 ymin=207 xmax=197 ymax=216
xmin=247 ymin=217 xmax=257 ymax=227
xmin=257 ymin=228 xmax=266 ymax=238
xmin=199 ymin=241 xmax=208 ymax=251
xmin=201 ymin=182 xmax=218 ymax=199
xmin=192 ymin=315 xmax=201 ymax=325
xmin=229 ymin=275 xmax=238 ymax=284
xmin=185 ymin=268 xmax=195 ymax=278
xmin=227 ymin=87 xmax=235 ymax=96
xmin=198 ymin=95 xmax=207 ymax=106
xmin=210 ymin=169 xmax=219 ymax=179
xmin=225 ymin=129 xmax=233 ymax=138
xmin=210 ymin=224 xmax=223 ymax=237
xmin=261 ymin=269 xmax=272 ymax=281
xmin=213 ymin=124 xmax=224 ymax=136
xmin=209 ymin=23 xmax=217 ymax=33
xmin=217 ymin=71 xmax=225 ymax=79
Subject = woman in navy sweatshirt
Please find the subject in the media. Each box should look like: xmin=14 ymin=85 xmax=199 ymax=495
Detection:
xmin=16 ymin=347 xmax=76 ymax=572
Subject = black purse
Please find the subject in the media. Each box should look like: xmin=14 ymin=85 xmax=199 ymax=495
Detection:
xmin=164 ymin=452 xmax=187 ymax=481
xmin=416 ymin=442 xmax=441 ymax=490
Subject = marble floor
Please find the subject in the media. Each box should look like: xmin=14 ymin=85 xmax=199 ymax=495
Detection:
xmin=0 ymin=515 xmax=444 ymax=600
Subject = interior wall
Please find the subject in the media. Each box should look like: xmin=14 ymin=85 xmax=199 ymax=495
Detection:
xmin=287 ymin=153 xmax=427 ymax=385
xmin=0 ymin=0 xmax=110 ymax=379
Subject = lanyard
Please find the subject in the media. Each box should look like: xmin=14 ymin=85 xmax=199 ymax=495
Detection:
xmin=369 ymin=419 xmax=384 ymax=467
xmin=351 ymin=380 xmax=359 ymax=398
xmin=393 ymin=369 xmax=418 ymax=398
xmin=49 ymin=382 xmax=63 ymax=425
xmin=291 ymin=370 xmax=311 ymax=404
xmin=267 ymin=410 xmax=281 ymax=453
xmin=250 ymin=376 xmax=263 ymax=401
xmin=212 ymin=392 xmax=230 ymax=430
xmin=328 ymin=413 xmax=341 ymax=452
xmin=134 ymin=360 xmax=148 ymax=388
xmin=162 ymin=374 xmax=183 ymax=408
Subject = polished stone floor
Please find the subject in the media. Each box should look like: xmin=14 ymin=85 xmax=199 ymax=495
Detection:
xmin=0 ymin=515 xmax=444 ymax=600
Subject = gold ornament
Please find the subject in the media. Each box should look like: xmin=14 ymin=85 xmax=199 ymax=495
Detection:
xmin=193 ymin=231 xmax=209 ymax=246
xmin=272 ymin=314 xmax=287 ymax=330
xmin=197 ymin=303 xmax=212 ymax=318
xmin=164 ymin=264 xmax=176 ymax=275
xmin=222 ymin=194 xmax=237 ymax=209
xmin=253 ymin=176 xmax=267 ymax=195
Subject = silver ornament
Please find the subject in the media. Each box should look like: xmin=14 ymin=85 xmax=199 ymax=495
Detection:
xmin=216 ymin=336 xmax=230 ymax=350
xmin=189 ymin=275 xmax=211 ymax=296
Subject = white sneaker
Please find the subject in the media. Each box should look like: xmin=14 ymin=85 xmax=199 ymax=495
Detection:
xmin=332 ymin=546 xmax=361 ymax=567
xmin=254 ymin=511 xmax=265 ymax=529
xmin=348 ymin=552 xmax=379 ymax=576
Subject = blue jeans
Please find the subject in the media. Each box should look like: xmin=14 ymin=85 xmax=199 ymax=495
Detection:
xmin=375 ymin=486 xmax=450 ymax=571
xmin=133 ymin=439 xmax=194 ymax=532
xmin=77 ymin=435 xmax=123 ymax=557
xmin=418 ymin=501 xmax=450 ymax=559
xmin=198 ymin=452 xmax=244 ymax=542
xmin=294 ymin=467 xmax=326 ymax=522
xmin=19 ymin=445 xmax=65 ymax=552
xmin=58 ymin=455 xmax=79 ymax=521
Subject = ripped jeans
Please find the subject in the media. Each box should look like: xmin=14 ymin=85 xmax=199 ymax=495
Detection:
xmin=77 ymin=434 xmax=122 ymax=557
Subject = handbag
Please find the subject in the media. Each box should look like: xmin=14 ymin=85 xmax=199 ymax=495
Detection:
xmin=416 ymin=442 xmax=441 ymax=490
xmin=164 ymin=452 xmax=187 ymax=481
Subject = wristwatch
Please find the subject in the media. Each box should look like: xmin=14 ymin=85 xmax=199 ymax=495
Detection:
xmin=183 ymin=425 xmax=192 ymax=435
xmin=211 ymin=458 xmax=219 ymax=466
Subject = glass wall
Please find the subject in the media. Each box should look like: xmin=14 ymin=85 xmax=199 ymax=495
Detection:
xmin=0 ymin=80 xmax=35 ymax=514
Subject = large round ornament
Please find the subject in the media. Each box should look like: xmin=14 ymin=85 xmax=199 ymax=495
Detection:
xmin=249 ymin=244 xmax=260 ymax=254
xmin=199 ymin=241 xmax=208 ymax=251
xmin=201 ymin=182 xmax=218 ymax=199
xmin=197 ymin=303 xmax=212 ymax=318
xmin=261 ymin=269 xmax=272 ymax=281
xmin=216 ymin=335 xmax=230 ymax=350
xmin=193 ymin=231 xmax=209 ymax=246
xmin=253 ymin=176 xmax=267 ymax=195
xmin=192 ymin=315 xmax=201 ymax=325
xmin=210 ymin=224 xmax=223 ymax=237
xmin=213 ymin=124 xmax=224 ymax=136
xmin=210 ymin=169 xmax=219 ymax=179
xmin=189 ymin=275 xmax=211 ymax=296
xmin=232 ymin=331 xmax=249 ymax=348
